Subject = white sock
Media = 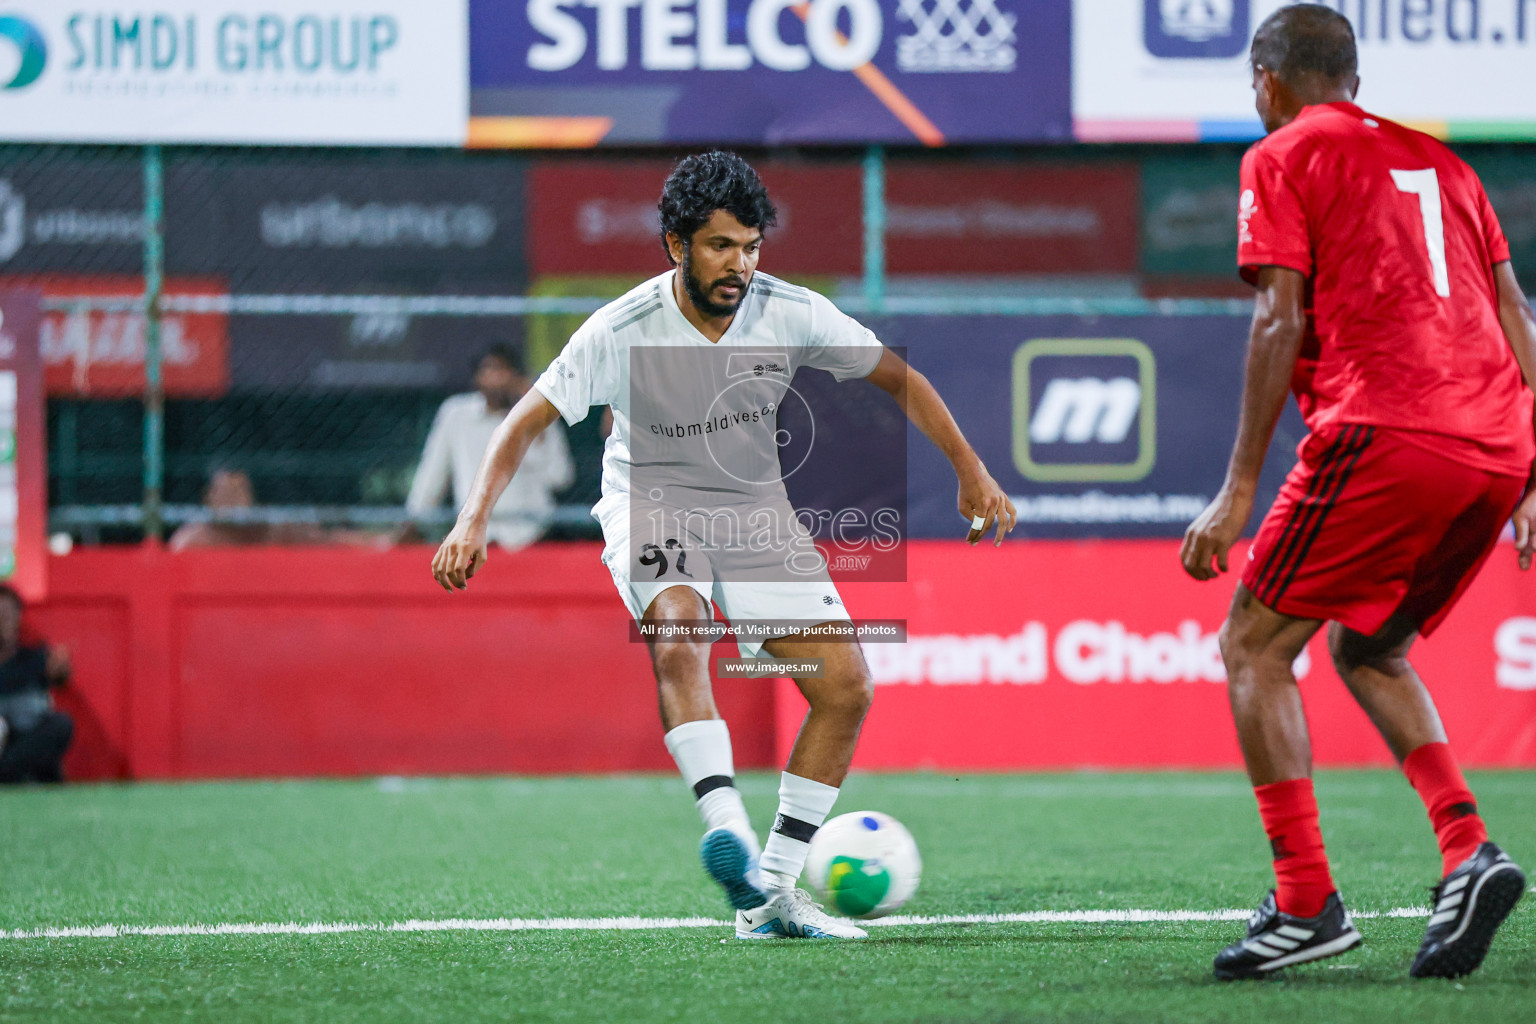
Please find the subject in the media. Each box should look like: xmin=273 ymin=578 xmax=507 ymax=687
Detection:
xmin=758 ymin=772 xmax=840 ymax=890
xmin=663 ymin=719 xmax=758 ymax=855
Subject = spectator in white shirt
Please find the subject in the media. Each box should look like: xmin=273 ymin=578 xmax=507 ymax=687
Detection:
xmin=405 ymin=343 xmax=574 ymax=549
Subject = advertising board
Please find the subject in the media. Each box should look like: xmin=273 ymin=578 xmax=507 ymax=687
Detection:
xmin=527 ymin=158 xmax=1137 ymax=275
xmin=0 ymin=289 xmax=44 ymax=599
xmin=470 ymin=0 xmax=1072 ymax=145
xmin=864 ymin=312 xmax=1304 ymax=539
xmin=1074 ymin=0 xmax=1536 ymax=142
xmin=0 ymin=2 xmax=467 ymax=145
xmin=775 ymin=540 xmax=1536 ymax=769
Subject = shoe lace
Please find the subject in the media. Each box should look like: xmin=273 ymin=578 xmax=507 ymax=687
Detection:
xmin=1246 ymin=896 xmax=1274 ymax=934
xmin=780 ymin=888 xmax=835 ymax=923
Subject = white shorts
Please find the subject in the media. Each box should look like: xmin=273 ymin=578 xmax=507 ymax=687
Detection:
xmin=595 ymin=495 xmax=852 ymax=659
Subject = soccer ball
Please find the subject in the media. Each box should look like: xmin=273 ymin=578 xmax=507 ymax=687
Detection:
xmin=804 ymin=811 xmax=922 ymax=919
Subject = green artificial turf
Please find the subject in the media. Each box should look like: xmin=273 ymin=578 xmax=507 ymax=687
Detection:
xmin=1 ymin=771 xmax=1531 ymax=1023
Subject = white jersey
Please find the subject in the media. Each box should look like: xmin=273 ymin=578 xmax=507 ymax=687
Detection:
xmin=533 ymin=270 xmax=883 ymax=516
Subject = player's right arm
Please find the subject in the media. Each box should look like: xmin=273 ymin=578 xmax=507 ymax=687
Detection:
xmin=431 ymin=392 xmax=563 ymax=591
xmin=864 ymin=347 xmax=1015 ymax=547
xmin=1493 ymin=261 xmax=1536 ymax=570
xmin=1181 ymin=266 xmax=1308 ymax=580
xmin=432 ymin=310 xmax=615 ymax=590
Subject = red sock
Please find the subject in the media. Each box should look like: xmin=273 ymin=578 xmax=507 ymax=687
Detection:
xmin=1254 ymin=778 xmax=1335 ymax=918
xmin=1403 ymin=742 xmax=1488 ymax=877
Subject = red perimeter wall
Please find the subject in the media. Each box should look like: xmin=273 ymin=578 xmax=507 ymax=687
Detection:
xmin=31 ymin=541 xmax=1536 ymax=782
xmin=36 ymin=543 xmax=772 ymax=781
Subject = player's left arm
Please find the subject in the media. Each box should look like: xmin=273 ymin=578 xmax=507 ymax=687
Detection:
xmin=1492 ymin=261 xmax=1536 ymax=570
xmin=865 ymin=347 xmax=1016 ymax=547
xmin=1181 ymin=266 xmax=1308 ymax=580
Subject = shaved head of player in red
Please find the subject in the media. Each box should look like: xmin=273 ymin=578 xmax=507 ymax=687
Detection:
xmin=1249 ymin=4 xmax=1359 ymax=133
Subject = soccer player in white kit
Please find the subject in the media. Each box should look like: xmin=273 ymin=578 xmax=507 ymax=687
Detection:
xmin=433 ymin=152 xmax=1015 ymax=939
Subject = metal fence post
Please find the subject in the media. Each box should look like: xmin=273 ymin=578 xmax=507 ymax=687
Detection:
xmin=862 ymin=145 xmax=886 ymax=313
xmin=142 ymin=145 xmax=165 ymax=542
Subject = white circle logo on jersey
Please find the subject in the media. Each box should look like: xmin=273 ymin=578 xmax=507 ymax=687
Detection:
xmin=703 ymin=378 xmax=815 ymax=487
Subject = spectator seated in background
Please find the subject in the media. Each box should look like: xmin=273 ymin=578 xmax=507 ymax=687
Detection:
xmin=0 ymin=585 xmax=73 ymax=784
xmin=168 ymin=467 xmax=386 ymax=550
xmin=168 ymin=467 xmax=327 ymax=550
xmin=405 ymin=342 xmax=574 ymax=550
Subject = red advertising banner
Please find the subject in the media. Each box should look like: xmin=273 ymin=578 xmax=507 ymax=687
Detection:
xmin=528 ymin=160 xmax=862 ymax=277
xmin=1 ymin=275 xmax=230 ymax=398
xmin=883 ymin=163 xmax=1140 ymax=274
xmin=528 ymin=160 xmax=1141 ymax=278
xmin=776 ymin=541 xmax=1536 ymax=770
xmin=0 ymin=289 xmax=46 ymax=601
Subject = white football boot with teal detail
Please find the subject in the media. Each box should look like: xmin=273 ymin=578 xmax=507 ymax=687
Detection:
xmin=735 ymin=888 xmax=869 ymax=940
xmin=700 ymin=827 xmax=769 ymax=911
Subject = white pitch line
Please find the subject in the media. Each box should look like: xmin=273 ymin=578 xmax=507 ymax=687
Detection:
xmin=0 ymin=907 xmax=1438 ymax=942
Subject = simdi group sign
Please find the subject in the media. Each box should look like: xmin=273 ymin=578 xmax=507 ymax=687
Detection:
xmin=0 ymin=1 xmax=467 ymax=145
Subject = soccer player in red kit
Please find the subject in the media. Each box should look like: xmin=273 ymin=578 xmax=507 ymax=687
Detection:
xmin=1181 ymin=5 xmax=1534 ymax=980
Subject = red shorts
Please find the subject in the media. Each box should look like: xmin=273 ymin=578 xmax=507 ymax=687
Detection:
xmin=1242 ymin=424 xmax=1526 ymax=637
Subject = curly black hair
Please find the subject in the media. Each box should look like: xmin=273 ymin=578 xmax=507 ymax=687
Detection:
xmin=657 ymin=151 xmax=778 ymax=265
xmin=1251 ymin=3 xmax=1356 ymax=85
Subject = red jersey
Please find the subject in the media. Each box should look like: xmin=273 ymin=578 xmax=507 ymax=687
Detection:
xmin=1237 ymin=101 xmax=1534 ymax=477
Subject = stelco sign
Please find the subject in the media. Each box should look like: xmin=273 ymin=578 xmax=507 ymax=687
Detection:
xmin=529 ymin=0 xmax=901 ymax=73
xmin=0 ymin=2 xmax=467 ymax=145
xmin=522 ymin=0 xmax=1024 ymax=74
xmin=473 ymin=0 xmax=1071 ymax=145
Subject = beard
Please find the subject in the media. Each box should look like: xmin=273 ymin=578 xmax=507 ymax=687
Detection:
xmin=681 ymin=245 xmax=747 ymax=319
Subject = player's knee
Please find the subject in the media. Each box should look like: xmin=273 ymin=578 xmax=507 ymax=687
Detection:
xmin=817 ymin=666 xmax=874 ymax=720
xmin=1218 ymin=617 xmax=1301 ymax=682
xmin=849 ymin=671 xmax=875 ymax=717
xmin=1217 ymin=620 xmax=1238 ymax=666
xmin=1327 ymin=625 xmax=1360 ymax=677
xmin=649 ymin=639 xmax=711 ymax=689
xmin=1327 ymin=623 xmax=1407 ymax=680
xmin=1217 ymin=618 xmax=1260 ymax=671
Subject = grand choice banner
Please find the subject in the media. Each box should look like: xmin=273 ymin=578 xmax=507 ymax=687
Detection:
xmin=776 ymin=541 xmax=1536 ymax=770
xmin=468 ymin=0 xmax=1072 ymax=146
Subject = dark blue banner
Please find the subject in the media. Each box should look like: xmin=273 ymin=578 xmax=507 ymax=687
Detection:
xmin=469 ymin=0 xmax=1071 ymax=145
xmin=859 ymin=314 xmax=1307 ymax=539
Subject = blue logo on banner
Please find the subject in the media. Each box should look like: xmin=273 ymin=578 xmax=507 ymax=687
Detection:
xmin=0 ymin=14 xmax=46 ymax=89
xmin=1143 ymin=0 xmax=1249 ymax=59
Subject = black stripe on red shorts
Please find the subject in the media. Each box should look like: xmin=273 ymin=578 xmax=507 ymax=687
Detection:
xmin=1250 ymin=425 xmax=1376 ymax=606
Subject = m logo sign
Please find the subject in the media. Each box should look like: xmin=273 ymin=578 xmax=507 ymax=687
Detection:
xmin=1029 ymin=377 xmax=1141 ymax=444
xmin=1012 ymin=338 xmax=1156 ymax=482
